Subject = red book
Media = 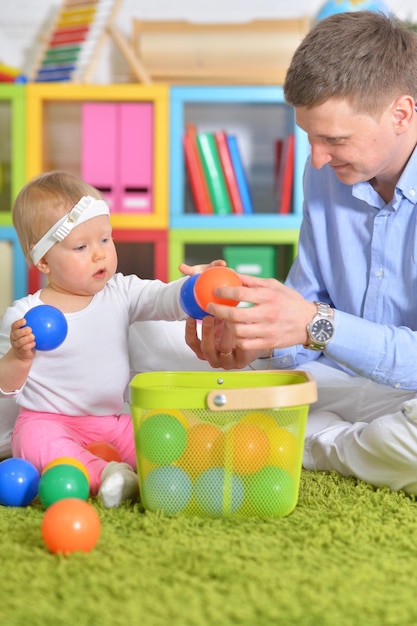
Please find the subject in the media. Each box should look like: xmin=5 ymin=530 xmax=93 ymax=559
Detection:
xmin=276 ymin=133 xmax=294 ymax=214
xmin=214 ymin=130 xmax=244 ymax=215
xmin=183 ymin=124 xmax=213 ymax=214
xmin=274 ymin=138 xmax=283 ymax=202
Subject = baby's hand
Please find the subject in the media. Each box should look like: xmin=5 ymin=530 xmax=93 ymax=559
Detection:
xmin=10 ymin=318 xmax=36 ymax=361
xmin=179 ymin=259 xmax=226 ymax=277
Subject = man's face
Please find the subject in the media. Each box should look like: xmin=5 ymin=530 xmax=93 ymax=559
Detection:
xmin=295 ymin=97 xmax=401 ymax=186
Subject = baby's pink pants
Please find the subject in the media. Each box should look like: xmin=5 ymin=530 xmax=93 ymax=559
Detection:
xmin=12 ymin=409 xmax=137 ymax=494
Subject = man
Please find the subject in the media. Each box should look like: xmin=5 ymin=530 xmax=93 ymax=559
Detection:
xmin=186 ymin=11 xmax=417 ymax=494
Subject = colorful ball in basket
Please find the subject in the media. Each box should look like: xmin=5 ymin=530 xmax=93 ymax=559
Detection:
xmin=43 ymin=457 xmax=90 ymax=485
xmin=245 ymin=466 xmax=296 ymax=517
xmin=194 ymin=467 xmax=245 ymax=517
xmin=23 ymin=305 xmax=68 ymax=351
xmin=136 ymin=412 xmax=188 ymax=464
xmin=178 ymin=423 xmax=224 ymax=476
xmin=142 ymin=466 xmax=192 ymax=515
xmin=38 ymin=464 xmax=90 ymax=508
xmin=0 ymin=458 xmax=40 ymax=507
xmin=242 ymin=412 xmax=299 ymax=474
xmin=194 ymin=267 xmax=243 ymax=312
xmin=220 ymin=422 xmax=270 ymax=475
xmin=180 ymin=274 xmax=208 ymax=319
xmin=41 ymin=498 xmax=101 ymax=555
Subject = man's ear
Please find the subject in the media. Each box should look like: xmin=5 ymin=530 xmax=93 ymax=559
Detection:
xmin=392 ymin=95 xmax=415 ymax=133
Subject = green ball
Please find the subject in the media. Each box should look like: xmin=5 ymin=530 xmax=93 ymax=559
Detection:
xmin=245 ymin=465 xmax=296 ymax=517
xmin=136 ymin=413 xmax=187 ymax=464
xmin=38 ymin=464 xmax=90 ymax=508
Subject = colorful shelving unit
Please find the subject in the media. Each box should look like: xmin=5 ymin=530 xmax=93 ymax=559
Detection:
xmin=0 ymin=84 xmax=26 ymax=224
xmin=25 ymin=83 xmax=169 ymax=230
xmin=25 ymin=83 xmax=169 ymax=289
xmin=168 ymin=85 xmax=309 ymax=279
xmin=0 ymin=85 xmax=27 ymax=302
xmin=0 ymin=83 xmax=308 ymax=298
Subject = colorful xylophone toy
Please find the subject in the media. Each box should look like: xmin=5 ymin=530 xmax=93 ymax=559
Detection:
xmin=30 ymin=0 xmax=120 ymax=83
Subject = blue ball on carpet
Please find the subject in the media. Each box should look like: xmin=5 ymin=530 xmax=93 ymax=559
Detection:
xmin=0 ymin=458 xmax=40 ymax=506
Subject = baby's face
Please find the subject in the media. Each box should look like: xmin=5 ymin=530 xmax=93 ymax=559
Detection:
xmin=41 ymin=215 xmax=117 ymax=298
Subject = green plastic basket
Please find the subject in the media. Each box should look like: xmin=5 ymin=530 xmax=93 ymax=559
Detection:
xmin=130 ymin=370 xmax=317 ymax=519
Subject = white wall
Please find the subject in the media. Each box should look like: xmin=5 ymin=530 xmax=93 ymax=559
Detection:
xmin=1 ymin=0 xmax=416 ymax=82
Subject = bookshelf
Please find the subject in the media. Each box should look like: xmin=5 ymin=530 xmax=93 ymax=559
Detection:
xmin=0 ymin=85 xmax=27 ymax=305
xmin=169 ymin=229 xmax=299 ymax=282
xmin=24 ymin=83 xmax=170 ymax=291
xmin=25 ymin=83 xmax=169 ymax=230
xmin=0 ymin=83 xmax=309 ymax=301
xmin=168 ymin=85 xmax=309 ymax=279
xmin=0 ymin=84 xmax=26 ymax=225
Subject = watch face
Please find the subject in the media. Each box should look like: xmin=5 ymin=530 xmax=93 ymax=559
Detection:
xmin=311 ymin=318 xmax=334 ymax=343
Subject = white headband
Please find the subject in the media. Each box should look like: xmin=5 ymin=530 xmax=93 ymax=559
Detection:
xmin=30 ymin=196 xmax=110 ymax=265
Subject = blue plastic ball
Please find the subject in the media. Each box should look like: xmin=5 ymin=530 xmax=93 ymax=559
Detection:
xmin=194 ymin=467 xmax=244 ymax=517
xmin=24 ymin=305 xmax=68 ymax=351
xmin=143 ymin=466 xmax=192 ymax=515
xmin=180 ymin=274 xmax=208 ymax=320
xmin=0 ymin=458 xmax=40 ymax=506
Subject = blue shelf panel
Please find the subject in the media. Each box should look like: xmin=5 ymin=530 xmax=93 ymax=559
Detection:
xmin=0 ymin=226 xmax=27 ymax=300
xmin=170 ymin=213 xmax=302 ymax=230
xmin=169 ymin=85 xmax=309 ymax=227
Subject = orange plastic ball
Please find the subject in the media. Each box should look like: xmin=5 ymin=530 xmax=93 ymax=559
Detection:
xmin=178 ymin=423 xmax=224 ymax=476
xmin=242 ymin=412 xmax=300 ymax=474
xmin=85 ymin=441 xmax=122 ymax=463
xmin=41 ymin=498 xmax=101 ymax=555
xmin=43 ymin=457 xmax=90 ymax=485
xmin=194 ymin=267 xmax=243 ymax=312
xmin=220 ymin=422 xmax=270 ymax=475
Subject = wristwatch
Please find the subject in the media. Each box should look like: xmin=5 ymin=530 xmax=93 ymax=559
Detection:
xmin=305 ymin=302 xmax=334 ymax=351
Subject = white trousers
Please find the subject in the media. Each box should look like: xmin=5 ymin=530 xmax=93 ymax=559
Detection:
xmin=300 ymin=361 xmax=417 ymax=494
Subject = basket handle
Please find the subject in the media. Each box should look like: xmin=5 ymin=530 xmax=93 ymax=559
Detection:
xmin=205 ymin=377 xmax=317 ymax=411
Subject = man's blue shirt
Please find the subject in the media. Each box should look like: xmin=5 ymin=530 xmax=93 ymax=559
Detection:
xmin=273 ymin=148 xmax=417 ymax=390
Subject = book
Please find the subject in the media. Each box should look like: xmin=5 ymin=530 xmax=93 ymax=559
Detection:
xmin=183 ymin=124 xmax=213 ymax=214
xmin=226 ymin=134 xmax=254 ymax=215
xmin=275 ymin=133 xmax=294 ymax=214
xmin=214 ymin=130 xmax=244 ymax=215
xmin=196 ymin=132 xmax=232 ymax=215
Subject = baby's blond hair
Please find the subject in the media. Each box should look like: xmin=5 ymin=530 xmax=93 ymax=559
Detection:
xmin=13 ymin=171 xmax=103 ymax=266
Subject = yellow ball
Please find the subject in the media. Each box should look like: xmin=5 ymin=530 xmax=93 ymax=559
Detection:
xmin=141 ymin=408 xmax=189 ymax=429
xmin=43 ymin=456 xmax=90 ymax=485
xmin=241 ymin=412 xmax=300 ymax=475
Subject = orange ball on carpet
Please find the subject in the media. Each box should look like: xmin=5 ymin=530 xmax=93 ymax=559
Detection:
xmin=85 ymin=441 xmax=122 ymax=463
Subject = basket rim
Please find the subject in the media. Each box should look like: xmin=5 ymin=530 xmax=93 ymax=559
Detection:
xmin=130 ymin=369 xmax=317 ymax=411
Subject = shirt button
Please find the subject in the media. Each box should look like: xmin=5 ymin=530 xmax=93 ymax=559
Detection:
xmin=376 ymin=269 xmax=383 ymax=278
xmin=410 ymin=188 xmax=416 ymax=196
xmin=394 ymin=382 xmax=402 ymax=389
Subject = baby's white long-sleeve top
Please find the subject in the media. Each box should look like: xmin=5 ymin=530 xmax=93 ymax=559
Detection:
xmin=0 ymin=273 xmax=187 ymax=416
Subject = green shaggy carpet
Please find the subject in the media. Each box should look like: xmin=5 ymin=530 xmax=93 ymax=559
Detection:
xmin=2 ymin=470 xmax=417 ymax=626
